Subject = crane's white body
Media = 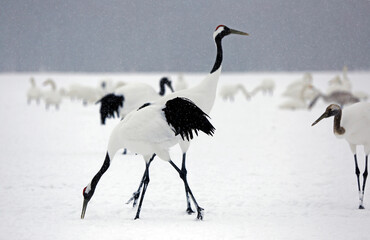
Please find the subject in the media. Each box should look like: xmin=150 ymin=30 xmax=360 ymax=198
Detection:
xmin=108 ymin=103 xmax=182 ymax=162
xmin=81 ymin=25 xmax=248 ymax=220
xmin=312 ymin=101 xmax=370 ymax=209
xmin=160 ymin=68 xmax=221 ymax=115
xmin=109 ymin=68 xmax=221 ymax=155
xmin=336 ymin=102 xmax=370 ymax=154
xmin=113 ymin=82 xmax=165 ymax=118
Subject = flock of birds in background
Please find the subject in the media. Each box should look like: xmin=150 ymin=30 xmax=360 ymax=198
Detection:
xmin=26 ymin=65 xmax=366 ymax=113
xmin=25 ymin=25 xmax=370 ymax=220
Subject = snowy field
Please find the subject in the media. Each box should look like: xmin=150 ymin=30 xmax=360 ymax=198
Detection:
xmin=1 ymin=71 xmax=370 ymax=240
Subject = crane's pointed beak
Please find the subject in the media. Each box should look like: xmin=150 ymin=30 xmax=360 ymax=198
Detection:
xmin=81 ymin=198 xmax=89 ymax=219
xmin=169 ymin=84 xmax=174 ymax=93
xmin=311 ymin=112 xmax=328 ymax=126
xmin=230 ymin=28 xmax=249 ymax=36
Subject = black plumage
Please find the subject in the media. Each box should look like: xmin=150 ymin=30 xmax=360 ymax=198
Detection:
xmin=96 ymin=93 xmax=124 ymax=124
xmin=163 ymin=97 xmax=215 ymax=141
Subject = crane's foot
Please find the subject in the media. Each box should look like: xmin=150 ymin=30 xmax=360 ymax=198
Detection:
xmin=126 ymin=191 xmax=140 ymax=207
xmin=196 ymin=207 xmax=204 ymax=220
xmin=359 ymin=205 xmax=365 ymax=209
xmin=186 ymin=207 xmax=195 ymax=215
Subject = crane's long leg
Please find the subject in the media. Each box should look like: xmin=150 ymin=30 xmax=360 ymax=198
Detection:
xmin=134 ymin=156 xmax=154 ymax=220
xmin=127 ymin=155 xmax=155 ymax=207
xmin=354 ymin=154 xmax=364 ymax=209
xmin=169 ymin=160 xmax=204 ymax=220
xmin=181 ymin=153 xmax=195 ymax=214
xmin=360 ymin=155 xmax=368 ymax=209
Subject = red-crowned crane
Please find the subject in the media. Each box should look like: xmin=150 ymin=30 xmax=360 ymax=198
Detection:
xmin=96 ymin=77 xmax=174 ymax=124
xmin=312 ymin=102 xmax=370 ymax=209
xmin=126 ymin=25 xmax=248 ymax=217
xmin=81 ymin=97 xmax=215 ymax=220
xmin=81 ymin=25 xmax=248 ymax=220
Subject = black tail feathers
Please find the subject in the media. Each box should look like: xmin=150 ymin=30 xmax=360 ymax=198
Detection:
xmin=163 ymin=97 xmax=215 ymax=141
xmin=96 ymin=93 xmax=124 ymax=125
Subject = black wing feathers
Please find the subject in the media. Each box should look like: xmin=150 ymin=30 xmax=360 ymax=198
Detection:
xmin=163 ymin=97 xmax=215 ymax=141
xmin=96 ymin=93 xmax=124 ymax=125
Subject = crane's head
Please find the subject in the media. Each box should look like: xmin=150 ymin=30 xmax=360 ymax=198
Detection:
xmin=213 ymin=25 xmax=249 ymax=40
xmin=311 ymin=104 xmax=341 ymax=126
xmin=81 ymin=184 xmax=94 ymax=219
xmin=159 ymin=77 xmax=174 ymax=94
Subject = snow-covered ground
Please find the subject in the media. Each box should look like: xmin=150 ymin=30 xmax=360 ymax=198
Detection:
xmin=1 ymin=71 xmax=370 ymax=240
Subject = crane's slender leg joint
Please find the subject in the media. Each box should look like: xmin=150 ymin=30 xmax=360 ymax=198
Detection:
xmin=127 ymin=155 xmax=155 ymax=207
xmin=354 ymin=154 xmax=365 ymax=209
xmin=169 ymin=160 xmax=204 ymax=220
xmin=360 ymin=155 xmax=369 ymax=209
xmin=134 ymin=155 xmax=154 ymax=220
xmin=181 ymin=153 xmax=195 ymax=214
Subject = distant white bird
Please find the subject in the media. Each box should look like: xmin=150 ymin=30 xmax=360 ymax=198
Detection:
xmin=27 ymin=77 xmax=42 ymax=105
xmin=282 ymin=72 xmax=313 ymax=99
xmin=68 ymin=84 xmax=104 ymax=106
xmin=312 ymin=102 xmax=370 ymax=209
xmin=219 ymin=84 xmax=251 ymax=101
xmin=327 ymin=67 xmax=352 ymax=94
xmin=326 ymin=66 xmax=368 ymax=101
xmin=174 ymin=73 xmax=188 ymax=91
xmin=81 ymin=97 xmax=215 ymax=220
xmin=279 ymin=85 xmax=315 ymax=110
xmin=96 ymin=77 xmax=174 ymax=124
xmin=42 ymin=79 xmax=62 ymax=110
xmin=308 ymin=90 xmax=359 ymax=109
xmin=251 ymin=79 xmax=275 ymax=96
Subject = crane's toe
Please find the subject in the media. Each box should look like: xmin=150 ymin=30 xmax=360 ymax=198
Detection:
xmin=196 ymin=207 xmax=204 ymax=220
xmin=126 ymin=191 xmax=141 ymax=207
xmin=186 ymin=207 xmax=195 ymax=215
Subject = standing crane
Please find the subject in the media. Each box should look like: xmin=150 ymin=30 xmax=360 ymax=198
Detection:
xmin=96 ymin=77 xmax=174 ymax=124
xmin=81 ymin=97 xmax=215 ymax=220
xmin=81 ymin=25 xmax=248 ymax=220
xmin=126 ymin=25 xmax=248 ymax=216
xmin=312 ymin=102 xmax=370 ymax=209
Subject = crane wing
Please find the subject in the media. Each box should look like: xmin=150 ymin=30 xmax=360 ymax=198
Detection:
xmin=162 ymin=97 xmax=215 ymax=141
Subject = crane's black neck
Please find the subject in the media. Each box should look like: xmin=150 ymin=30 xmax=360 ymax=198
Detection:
xmin=210 ymin=36 xmax=223 ymax=74
xmin=159 ymin=80 xmax=166 ymax=96
xmin=84 ymin=152 xmax=111 ymax=200
xmin=333 ymin=110 xmax=345 ymax=135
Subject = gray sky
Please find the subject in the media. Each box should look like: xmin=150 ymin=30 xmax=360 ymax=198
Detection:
xmin=1 ymin=0 xmax=370 ymax=72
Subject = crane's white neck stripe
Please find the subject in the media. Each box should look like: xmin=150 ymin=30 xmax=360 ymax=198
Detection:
xmin=213 ymin=27 xmax=224 ymax=39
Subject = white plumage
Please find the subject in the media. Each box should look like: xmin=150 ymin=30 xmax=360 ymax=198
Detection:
xmin=27 ymin=77 xmax=42 ymax=105
xmin=82 ymin=97 xmax=215 ymax=220
xmin=312 ymin=102 xmax=370 ymax=209
xmin=219 ymin=84 xmax=250 ymax=101
xmin=81 ymin=25 xmax=248 ymax=221
xmin=42 ymin=79 xmax=62 ymax=110
xmin=251 ymin=79 xmax=275 ymax=96
xmin=97 ymin=77 xmax=174 ymax=124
